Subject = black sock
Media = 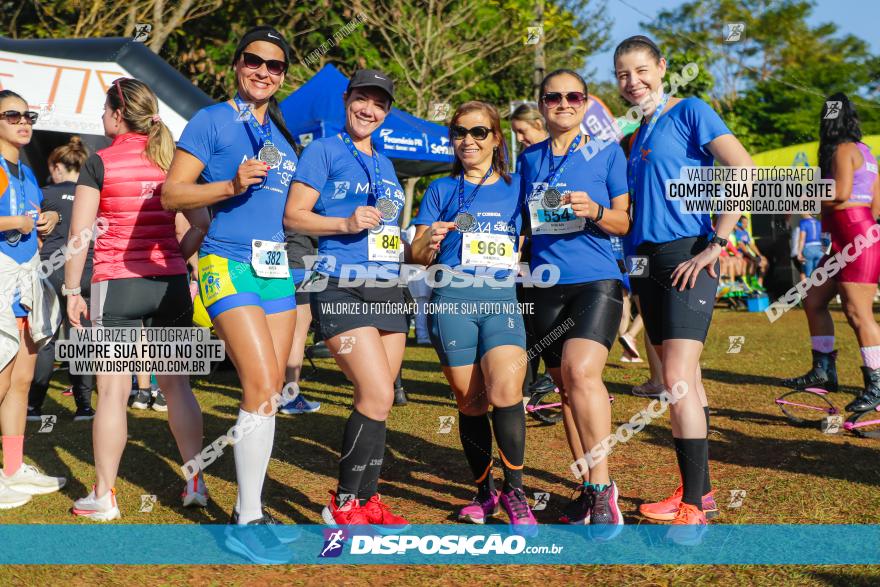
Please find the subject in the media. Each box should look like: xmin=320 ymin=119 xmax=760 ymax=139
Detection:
xmin=458 ymin=411 xmax=495 ymax=497
xmin=357 ymin=420 xmax=386 ymax=503
xmin=703 ymin=407 xmax=712 ymax=494
xmin=491 ymin=403 xmax=526 ymax=493
xmin=674 ymin=438 xmax=708 ymax=509
xmin=337 ymin=409 xmax=383 ymax=506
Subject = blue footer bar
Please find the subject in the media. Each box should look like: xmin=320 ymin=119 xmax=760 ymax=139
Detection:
xmin=1 ymin=524 xmax=878 ymax=565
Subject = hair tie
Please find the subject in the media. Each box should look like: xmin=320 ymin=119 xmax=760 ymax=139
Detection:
xmin=151 ymin=114 xmax=161 ymax=123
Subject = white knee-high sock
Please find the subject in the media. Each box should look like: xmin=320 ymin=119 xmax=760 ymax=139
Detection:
xmin=233 ymin=409 xmax=275 ymax=524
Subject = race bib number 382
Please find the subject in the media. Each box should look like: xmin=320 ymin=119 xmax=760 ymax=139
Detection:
xmin=251 ymin=240 xmax=288 ymax=278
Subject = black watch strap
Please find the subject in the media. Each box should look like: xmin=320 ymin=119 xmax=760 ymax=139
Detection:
xmin=708 ymin=233 xmax=728 ymax=247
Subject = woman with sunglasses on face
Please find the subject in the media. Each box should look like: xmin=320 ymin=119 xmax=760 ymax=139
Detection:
xmin=0 ymin=91 xmax=66 ymax=509
xmin=411 ymin=102 xmax=534 ymax=528
xmin=519 ymin=70 xmax=630 ymax=535
xmin=163 ymin=27 xmax=300 ymax=558
xmin=64 ymin=78 xmax=208 ymax=521
xmin=285 ymin=70 xmax=409 ymax=530
xmin=614 ymin=36 xmax=752 ymax=538
xmin=783 ymin=94 xmax=880 ymax=413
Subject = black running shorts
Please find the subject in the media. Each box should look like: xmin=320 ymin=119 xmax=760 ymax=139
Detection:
xmin=309 ymin=276 xmax=409 ymax=340
xmin=90 ymin=275 xmax=192 ymax=328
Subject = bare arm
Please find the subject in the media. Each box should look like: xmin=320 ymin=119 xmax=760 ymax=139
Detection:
xmin=0 ymin=214 xmax=33 ymax=233
xmin=175 ymin=208 xmax=211 ymax=262
xmin=283 ymin=181 xmax=380 ymax=236
xmin=830 ymin=145 xmax=855 ymax=204
xmin=566 ymin=192 xmax=630 ymax=236
xmin=162 ymin=149 xmax=268 ymax=211
xmin=872 ymin=176 xmax=880 ymax=218
xmin=64 ymin=184 xmax=100 ymax=326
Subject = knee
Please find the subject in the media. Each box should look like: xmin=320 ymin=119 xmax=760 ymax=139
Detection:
xmin=561 ymin=364 xmax=603 ymax=394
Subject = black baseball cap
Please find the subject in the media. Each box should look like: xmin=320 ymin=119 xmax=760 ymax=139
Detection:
xmin=232 ymin=26 xmax=291 ymax=67
xmin=346 ymin=69 xmax=395 ymax=103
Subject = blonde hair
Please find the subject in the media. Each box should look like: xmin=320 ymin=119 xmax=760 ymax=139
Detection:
xmin=511 ymin=103 xmax=545 ymax=128
xmin=107 ymin=78 xmax=174 ymax=171
xmin=48 ymin=135 xmax=89 ymax=172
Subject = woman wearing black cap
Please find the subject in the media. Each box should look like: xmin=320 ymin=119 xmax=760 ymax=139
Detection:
xmin=163 ymin=26 xmax=300 ymax=562
xmin=285 ymin=69 xmax=409 ymax=530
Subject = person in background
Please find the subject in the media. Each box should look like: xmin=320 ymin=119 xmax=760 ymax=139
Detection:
xmin=27 ymin=136 xmax=96 ymax=422
xmin=511 ymin=104 xmax=548 ymax=150
xmin=796 ymin=213 xmax=823 ymax=278
xmin=733 ymin=216 xmax=766 ymax=290
xmin=789 ymin=216 xmax=806 ymax=282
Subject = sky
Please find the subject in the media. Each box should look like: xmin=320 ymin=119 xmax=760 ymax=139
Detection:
xmin=585 ymin=0 xmax=880 ymax=82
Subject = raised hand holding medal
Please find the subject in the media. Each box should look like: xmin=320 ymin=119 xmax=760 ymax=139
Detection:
xmin=340 ymin=130 xmax=398 ymax=234
xmin=452 ymin=166 xmax=493 ymax=233
xmin=233 ymin=94 xmax=279 ymax=194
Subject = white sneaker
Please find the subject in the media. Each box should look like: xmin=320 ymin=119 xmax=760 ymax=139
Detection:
xmin=0 ymin=483 xmax=32 ymax=509
xmin=0 ymin=464 xmax=66 ymax=495
xmin=182 ymin=475 xmax=208 ymax=508
xmin=72 ymin=487 xmax=121 ymax=521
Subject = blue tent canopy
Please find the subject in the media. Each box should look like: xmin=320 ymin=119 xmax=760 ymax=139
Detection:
xmin=280 ymin=64 xmax=453 ymax=178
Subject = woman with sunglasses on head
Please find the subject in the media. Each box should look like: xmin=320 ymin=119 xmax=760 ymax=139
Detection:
xmin=163 ymin=26 xmax=300 ymax=560
xmin=64 ymin=78 xmax=208 ymax=521
xmin=0 ymin=91 xmax=66 ymax=509
xmin=411 ymin=102 xmax=534 ymax=528
xmin=783 ymin=94 xmax=880 ymax=413
xmin=519 ymin=70 xmax=630 ymax=535
xmin=285 ymin=69 xmax=408 ymax=530
xmin=614 ymin=35 xmax=752 ymax=538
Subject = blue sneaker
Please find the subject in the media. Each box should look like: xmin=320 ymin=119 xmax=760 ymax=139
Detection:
xmin=279 ymin=392 xmax=321 ymax=414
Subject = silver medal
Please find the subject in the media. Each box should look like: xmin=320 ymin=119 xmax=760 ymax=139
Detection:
xmin=375 ymin=198 xmax=398 ymax=221
xmin=257 ymin=142 xmax=281 ymax=167
xmin=4 ymin=231 xmax=21 ymax=245
xmin=369 ymin=223 xmax=386 ymax=234
xmin=542 ymin=187 xmax=563 ymax=209
xmin=454 ymin=212 xmax=476 ymax=232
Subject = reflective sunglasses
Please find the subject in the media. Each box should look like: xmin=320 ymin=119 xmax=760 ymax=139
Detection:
xmin=1 ymin=110 xmax=39 ymax=125
xmin=241 ymin=52 xmax=287 ymax=76
xmin=541 ymin=91 xmax=587 ymax=108
xmin=450 ymin=125 xmax=491 ymax=141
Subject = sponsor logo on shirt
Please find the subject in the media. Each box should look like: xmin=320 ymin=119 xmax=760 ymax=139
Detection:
xmin=333 ymin=181 xmax=350 ymax=199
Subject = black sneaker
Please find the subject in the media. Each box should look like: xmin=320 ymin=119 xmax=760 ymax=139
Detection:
xmin=73 ymin=407 xmax=96 ymax=422
xmin=151 ymin=390 xmax=168 ymax=412
xmin=308 ymin=341 xmax=332 ymax=359
xmin=225 ymin=514 xmax=293 ymax=564
xmin=782 ymin=350 xmax=839 ymax=392
xmin=846 ymin=366 xmax=880 ymax=412
xmin=230 ymin=510 xmax=300 ymax=544
xmin=26 ymin=406 xmax=42 ymax=422
xmin=394 ymin=386 xmax=408 ymax=406
xmin=587 ymin=482 xmax=624 ymax=541
xmin=130 ymin=389 xmax=152 ymax=410
xmin=559 ymin=484 xmax=592 ymax=524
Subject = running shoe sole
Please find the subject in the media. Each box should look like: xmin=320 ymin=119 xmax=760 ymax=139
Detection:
xmin=279 ymin=405 xmax=320 ymax=415
xmin=640 ymin=503 xmax=718 ymax=521
xmin=618 ymin=335 xmax=639 ymax=357
xmin=457 ymin=505 xmax=500 ymax=525
xmin=6 ymin=478 xmax=67 ymax=495
xmin=71 ymin=507 xmax=121 ymax=521
xmin=73 ymin=414 xmax=95 ymax=422
xmin=224 ymin=532 xmax=292 ymax=565
xmin=152 ymin=404 xmax=168 ymax=413
xmin=0 ymin=494 xmax=32 ymax=509
xmin=131 ymin=401 xmax=150 ymax=410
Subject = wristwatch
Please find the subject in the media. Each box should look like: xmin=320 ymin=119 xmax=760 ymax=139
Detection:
xmin=707 ymin=232 xmax=728 ymax=248
xmin=61 ymin=284 xmax=81 ymax=296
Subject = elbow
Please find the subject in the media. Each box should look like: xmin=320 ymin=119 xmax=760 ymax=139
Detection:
xmin=161 ymin=184 xmax=179 ymax=211
xmin=283 ymin=210 xmax=298 ymax=232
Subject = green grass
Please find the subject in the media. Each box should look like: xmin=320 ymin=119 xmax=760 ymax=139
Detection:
xmin=2 ymin=306 xmax=879 ymax=585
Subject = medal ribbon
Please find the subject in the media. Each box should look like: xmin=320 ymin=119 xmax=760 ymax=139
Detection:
xmin=626 ymin=92 xmax=669 ymax=198
xmin=0 ymin=156 xmax=25 ymax=216
xmin=341 ymin=131 xmax=387 ymax=209
xmin=455 ymin=166 xmax=493 ymax=219
xmin=543 ymin=133 xmax=582 ymax=192
xmin=233 ymin=93 xmax=272 ymax=147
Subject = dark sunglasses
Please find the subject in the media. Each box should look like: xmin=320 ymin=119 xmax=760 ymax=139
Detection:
xmin=542 ymin=91 xmax=587 ymax=108
xmin=241 ymin=52 xmax=287 ymax=76
xmin=1 ymin=110 xmax=38 ymax=125
xmin=450 ymin=125 xmax=492 ymax=141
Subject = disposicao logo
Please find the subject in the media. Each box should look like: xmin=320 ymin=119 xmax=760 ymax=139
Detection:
xmin=319 ymin=528 xmax=348 ymax=558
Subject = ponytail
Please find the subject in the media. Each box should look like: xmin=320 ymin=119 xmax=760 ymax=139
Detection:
xmin=267 ymin=96 xmax=301 ymax=156
xmin=48 ymin=135 xmax=89 ymax=173
xmin=107 ymin=77 xmax=175 ymax=171
xmin=146 ymin=118 xmax=175 ymax=172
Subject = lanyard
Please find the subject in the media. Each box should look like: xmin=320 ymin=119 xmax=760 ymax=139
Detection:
xmin=456 ymin=167 xmax=493 ymax=218
xmin=544 ymin=133 xmax=582 ymax=189
xmin=341 ymin=131 xmax=384 ymax=205
xmin=627 ymin=93 xmax=669 ymax=197
xmin=0 ymin=156 xmax=25 ymax=216
xmin=233 ymin=94 xmax=272 ymax=145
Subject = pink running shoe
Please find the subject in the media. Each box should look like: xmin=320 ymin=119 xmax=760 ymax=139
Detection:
xmin=458 ymin=491 xmax=500 ymax=524
xmin=499 ymin=488 xmax=537 ymax=534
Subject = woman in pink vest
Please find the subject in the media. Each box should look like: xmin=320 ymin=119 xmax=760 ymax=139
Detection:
xmin=64 ymin=78 xmax=210 ymax=520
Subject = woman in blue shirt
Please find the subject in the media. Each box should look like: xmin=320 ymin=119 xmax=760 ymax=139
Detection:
xmin=163 ymin=27 xmax=299 ymax=562
xmin=411 ymin=101 xmax=534 ymax=528
xmin=518 ymin=69 xmax=631 ymax=535
xmin=614 ymin=36 xmax=753 ymax=538
xmin=796 ymin=213 xmax=823 ymax=277
xmin=285 ymin=69 xmax=409 ymax=531
xmin=0 ymin=89 xmax=65 ymax=509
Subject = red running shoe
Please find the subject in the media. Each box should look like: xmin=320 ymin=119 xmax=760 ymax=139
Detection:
xmin=639 ymin=485 xmax=718 ymax=521
xmin=321 ymin=491 xmax=369 ymax=526
xmin=361 ymin=494 xmax=410 ymax=534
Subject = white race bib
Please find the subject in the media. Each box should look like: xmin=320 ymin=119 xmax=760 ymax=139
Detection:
xmin=368 ymin=225 xmax=402 ymax=262
xmin=528 ymin=199 xmax=585 ymax=235
xmin=251 ymin=240 xmax=288 ymax=278
xmin=461 ymin=232 xmax=516 ymax=269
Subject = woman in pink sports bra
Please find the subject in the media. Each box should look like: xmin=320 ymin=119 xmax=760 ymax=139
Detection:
xmin=782 ymin=93 xmax=880 ymax=413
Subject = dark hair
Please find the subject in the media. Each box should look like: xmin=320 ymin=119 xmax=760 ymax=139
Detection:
xmin=48 ymin=135 xmax=89 ymax=173
xmin=0 ymin=89 xmax=26 ymax=107
xmin=449 ymin=101 xmax=511 ymax=184
xmin=613 ymin=35 xmax=663 ymax=65
xmin=538 ymin=69 xmax=588 ymax=101
xmin=267 ymin=96 xmax=300 ymax=156
xmin=818 ymin=92 xmax=862 ymax=178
